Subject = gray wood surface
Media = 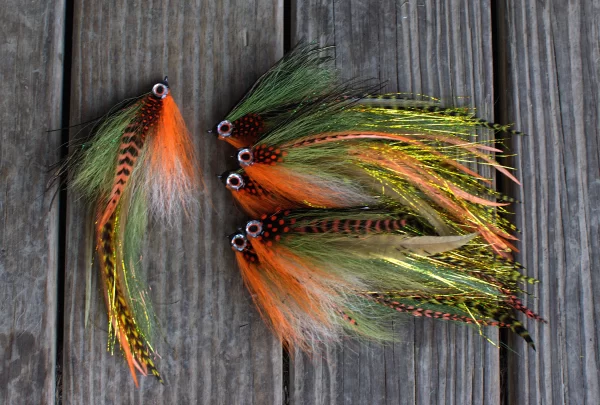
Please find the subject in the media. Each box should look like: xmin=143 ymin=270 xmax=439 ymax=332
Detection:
xmin=63 ymin=1 xmax=283 ymax=403
xmin=0 ymin=0 xmax=65 ymax=404
xmin=290 ymin=1 xmax=501 ymax=404
xmin=498 ymin=1 xmax=600 ymax=404
xmin=2 ymin=0 xmax=599 ymax=403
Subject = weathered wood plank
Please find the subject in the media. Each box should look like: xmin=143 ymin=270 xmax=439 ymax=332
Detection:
xmin=0 ymin=0 xmax=65 ymax=403
xmin=63 ymin=1 xmax=283 ymax=403
xmin=499 ymin=1 xmax=600 ymax=404
xmin=290 ymin=1 xmax=501 ymax=404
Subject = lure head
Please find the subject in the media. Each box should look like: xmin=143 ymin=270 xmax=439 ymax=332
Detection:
xmin=237 ymin=148 xmax=254 ymax=167
xmin=210 ymin=114 xmax=265 ymax=146
xmin=151 ymin=77 xmax=170 ymax=99
xmin=217 ymin=120 xmax=234 ymax=138
xmin=221 ymin=171 xmax=245 ymax=191
xmin=230 ymin=231 xmax=248 ymax=252
xmin=245 ymin=220 xmax=263 ymax=238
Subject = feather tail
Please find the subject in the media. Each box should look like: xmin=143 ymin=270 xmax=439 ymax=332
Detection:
xmin=358 ymin=93 xmax=525 ymax=136
xmin=230 ymin=209 xmax=542 ymax=350
xmin=96 ymin=207 xmax=162 ymax=385
xmin=363 ymin=292 xmax=536 ymax=348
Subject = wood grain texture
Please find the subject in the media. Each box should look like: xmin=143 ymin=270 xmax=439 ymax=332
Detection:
xmin=63 ymin=0 xmax=283 ymax=403
xmin=499 ymin=1 xmax=600 ymax=404
xmin=290 ymin=1 xmax=502 ymax=404
xmin=0 ymin=0 xmax=65 ymax=403
xmin=4 ymin=0 xmax=594 ymax=402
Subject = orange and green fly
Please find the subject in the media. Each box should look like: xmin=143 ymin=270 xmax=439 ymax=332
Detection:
xmin=61 ymin=78 xmax=198 ymax=386
xmin=229 ymin=208 xmax=544 ymax=352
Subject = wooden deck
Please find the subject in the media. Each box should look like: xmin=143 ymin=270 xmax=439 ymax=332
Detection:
xmin=1 ymin=1 xmax=598 ymax=404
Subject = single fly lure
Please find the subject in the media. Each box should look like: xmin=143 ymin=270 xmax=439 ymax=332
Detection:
xmin=229 ymin=208 xmax=544 ymax=351
xmin=212 ymin=43 xmax=341 ymax=148
xmin=211 ymin=42 xmax=384 ymax=149
xmin=59 ymin=78 xmax=198 ymax=386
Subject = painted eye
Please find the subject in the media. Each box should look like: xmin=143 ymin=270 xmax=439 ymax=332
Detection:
xmin=230 ymin=233 xmax=248 ymax=251
xmin=245 ymin=220 xmax=263 ymax=237
xmin=217 ymin=120 xmax=233 ymax=137
xmin=152 ymin=83 xmax=169 ymax=99
xmin=237 ymin=148 xmax=254 ymax=166
xmin=226 ymin=173 xmax=244 ymax=190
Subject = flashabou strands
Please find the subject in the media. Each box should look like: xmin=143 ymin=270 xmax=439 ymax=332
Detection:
xmin=60 ymin=42 xmax=541 ymax=386
xmin=222 ymin=98 xmax=520 ymax=258
xmin=214 ymin=43 xmax=544 ymax=352
xmin=229 ymin=209 xmax=544 ymax=352
xmin=60 ymin=78 xmax=198 ymax=386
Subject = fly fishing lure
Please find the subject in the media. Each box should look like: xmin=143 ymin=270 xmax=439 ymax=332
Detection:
xmin=214 ymin=42 xmax=541 ymax=354
xmin=221 ymin=98 xmax=520 ymax=258
xmin=60 ymin=78 xmax=198 ymax=386
xmin=229 ymin=208 xmax=544 ymax=351
xmin=212 ymin=43 xmax=341 ymax=148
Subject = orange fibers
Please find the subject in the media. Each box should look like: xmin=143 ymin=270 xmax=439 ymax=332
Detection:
xmin=284 ymin=131 xmax=503 ymax=183
xmin=96 ymin=220 xmax=140 ymax=387
xmin=149 ymin=94 xmax=199 ymax=196
xmin=222 ymin=135 xmax=252 ymax=149
xmin=244 ymin=164 xmax=359 ymax=209
xmin=358 ymin=148 xmax=517 ymax=257
xmin=236 ymin=241 xmax=340 ymax=350
xmin=235 ymin=251 xmax=296 ymax=345
xmin=231 ymin=187 xmax=299 ymax=218
xmin=117 ymin=328 xmax=140 ymax=388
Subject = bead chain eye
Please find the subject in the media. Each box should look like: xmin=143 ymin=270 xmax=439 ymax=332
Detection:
xmin=245 ymin=220 xmax=263 ymax=237
xmin=226 ymin=173 xmax=245 ymax=190
xmin=152 ymin=83 xmax=169 ymax=99
xmin=230 ymin=233 xmax=248 ymax=251
xmin=237 ymin=148 xmax=254 ymax=166
xmin=217 ymin=120 xmax=233 ymax=137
